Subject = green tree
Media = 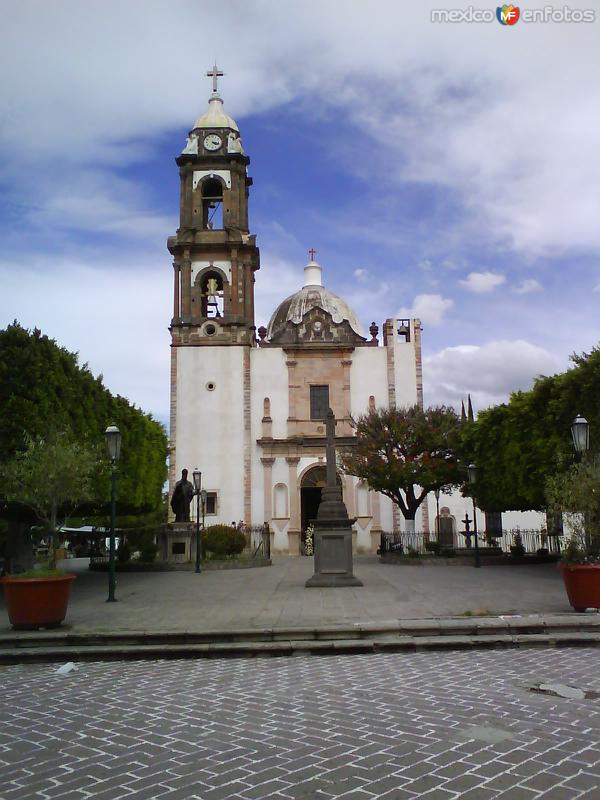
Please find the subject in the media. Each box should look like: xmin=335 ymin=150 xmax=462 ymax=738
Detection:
xmin=462 ymin=346 xmax=600 ymax=516
xmin=546 ymin=457 xmax=600 ymax=562
xmin=0 ymin=433 xmax=101 ymax=568
xmin=339 ymin=405 xmax=464 ymax=531
xmin=0 ymin=322 xmax=168 ymax=515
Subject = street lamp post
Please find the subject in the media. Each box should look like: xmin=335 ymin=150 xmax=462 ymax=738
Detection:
xmin=467 ymin=463 xmax=481 ymax=568
xmin=193 ymin=468 xmax=202 ymax=573
xmin=201 ymin=489 xmax=207 ymax=551
xmin=104 ymin=424 xmax=122 ymax=602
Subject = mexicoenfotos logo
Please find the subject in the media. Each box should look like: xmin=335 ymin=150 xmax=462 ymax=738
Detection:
xmin=497 ymin=4 xmax=520 ymax=23
xmin=431 ymin=5 xmax=596 ymax=23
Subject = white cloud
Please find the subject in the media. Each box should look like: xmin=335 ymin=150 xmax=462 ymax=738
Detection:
xmin=0 ymin=255 xmax=171 ymax=424
xmin=354 ymin=268 xmax=369 ymax=282
xmin=459 ymin=271 xmax=506 ymax=294
xmin=254 ymin=256 xmax=303 ymax=329
xmin=424 ymin=340 xmax=564 ymax=410
xmin=0 ymin=2 xmax=598 ymax=259
xmin=513 ymin=279 xmax=543 ymax=295
xmin=397 ymin=294 xmax=453 ymax=326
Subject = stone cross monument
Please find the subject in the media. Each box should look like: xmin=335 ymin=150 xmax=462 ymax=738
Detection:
xmin=305 ymin=409 xmax=363 ymax=587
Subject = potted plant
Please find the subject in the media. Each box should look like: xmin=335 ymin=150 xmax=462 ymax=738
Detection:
xmin=0 ymin=432 xmax=99 ymax=629
xmin=546 ymin=456 xmax=600 ymax=612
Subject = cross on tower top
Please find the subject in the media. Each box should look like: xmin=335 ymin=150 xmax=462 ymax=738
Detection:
xmin=206 ymin=63 xmax=224 ymax=94
xmin=308 ymin=247 xmax=317 ymax=261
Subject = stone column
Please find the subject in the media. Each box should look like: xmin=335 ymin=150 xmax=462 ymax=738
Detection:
xmin=261 ymin=458 xmax=275 ymax=523
xmin=286 ymin=456 xmax=300 ymax=554
xmin=172 ymin=261 xmax=181 ymax=322
xmin=286 ymin=359 xmax=298 ymax=438
xmin=181 ymin=258 xmax=192 ymax=320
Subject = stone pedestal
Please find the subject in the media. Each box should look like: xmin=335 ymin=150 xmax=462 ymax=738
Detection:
xmin=159 ymin=522 xmax=195 ymax=563
xmin=306 ymin=486 xmax=363 ymax=587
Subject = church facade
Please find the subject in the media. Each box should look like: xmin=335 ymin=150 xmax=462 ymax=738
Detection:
xmin=167 ymin=72 xmax=429 ymax=555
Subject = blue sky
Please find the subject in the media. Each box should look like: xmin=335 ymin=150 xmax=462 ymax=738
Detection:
xmin=1 ymin=1 xmax=599 ymax=429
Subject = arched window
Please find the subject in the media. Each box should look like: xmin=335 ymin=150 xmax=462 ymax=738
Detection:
xmin=201 ymin=178 xmax=223 ymax=230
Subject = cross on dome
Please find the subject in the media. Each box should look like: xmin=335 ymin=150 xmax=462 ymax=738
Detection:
xmin=206 ymin=63 xmax=224 ymax=94
xmin=308 ymin=248 xmax=317 ymax=261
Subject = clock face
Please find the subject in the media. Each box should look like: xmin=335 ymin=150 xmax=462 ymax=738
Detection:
xmin=203 ymin=133 xmax=222 ymax=151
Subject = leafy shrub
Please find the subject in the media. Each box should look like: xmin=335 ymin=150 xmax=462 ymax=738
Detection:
xmin=203 ymin=525 xmax=246 ymax=558
xmin=425 ymin=541 xmax=441 ymax=555
xmin=441 ymin=547 xmax=456 ymax=557
xmin=139 ymin=543 xmax=158 ymax=562
xmin=407 ymin=546 xmax=420 ymax=558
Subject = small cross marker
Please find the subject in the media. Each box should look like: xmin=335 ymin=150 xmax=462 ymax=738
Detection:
xmin=206 ymin=63 xmax=224 ymax=93
xmin=308 ymin=247 xmax=317 ymax=261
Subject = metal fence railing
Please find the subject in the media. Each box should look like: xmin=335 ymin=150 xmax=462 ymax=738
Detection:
xmin=241 ymin=524 xmax=271 ymax=560
xmin=379 ymin=529 xmax=562 ymax=556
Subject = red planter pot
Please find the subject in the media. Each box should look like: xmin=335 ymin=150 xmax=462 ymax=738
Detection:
xmin=1 ymin=575 xmax=76 ymax=629
xmin=559 ymin=563 xmax=600 ymax=612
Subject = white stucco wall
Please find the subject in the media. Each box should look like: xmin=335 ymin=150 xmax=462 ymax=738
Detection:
xmin=394 ymin=339 xmax=418 ymax=408
xmin=175 ymin=346 xmax=245 ymax=523
xmin=350 ymin=348 xmax=388 ymax=412
xmin=249 ymin=347 xmax=289 ymax=529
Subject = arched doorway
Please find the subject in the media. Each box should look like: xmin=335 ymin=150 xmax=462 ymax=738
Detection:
xmin=300 ymin=465 xmax=342 ymax=543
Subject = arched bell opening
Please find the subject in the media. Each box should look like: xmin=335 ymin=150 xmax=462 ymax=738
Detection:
xmin=192 ymin=268 xmax=228 ymax=320
xmin=300 ymin=464 xmax=343 ymax=541
xmin=201 ymin=178 xmax=224 ymax=230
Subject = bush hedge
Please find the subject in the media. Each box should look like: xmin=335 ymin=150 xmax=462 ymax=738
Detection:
xmin=203 ymin=525 xmax=246 ymax=558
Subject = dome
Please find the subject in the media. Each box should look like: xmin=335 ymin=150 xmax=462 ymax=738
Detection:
xmin=192 ymin=94 xmax=239 ymax=132
xmin=267 ymin=259 xmax=364 ymax=339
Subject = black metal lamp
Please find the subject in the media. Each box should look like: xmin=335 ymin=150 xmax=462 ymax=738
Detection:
xmin=105 ymin=425 xmax=122 ymax=463
xmin=192 ymin=469 xmax=202 ymax=573
xmin=467 ymin=463 xmax=481 ymax=568
xmin=571 ymin=415 xmax=589 ymax=454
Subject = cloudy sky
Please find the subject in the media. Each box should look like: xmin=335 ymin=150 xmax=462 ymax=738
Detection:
xmin=1 ymin=1 xmax=599 ymax=429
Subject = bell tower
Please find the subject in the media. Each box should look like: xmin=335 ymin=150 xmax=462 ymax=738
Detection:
xmin=168 ymin=64 xmax=260 ymax=345
xmin=168 ymin=66 xmax=260 ymax=522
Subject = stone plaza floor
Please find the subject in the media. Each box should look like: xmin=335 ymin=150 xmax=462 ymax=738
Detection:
xmin=2 ymin=647 xmax=600 ymax=800
xmin=0 ymin=555 xmax=573 ymax=635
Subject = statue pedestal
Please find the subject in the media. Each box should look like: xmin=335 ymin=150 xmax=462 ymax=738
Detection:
xmin=306 ymin=486 xmax=363 ymax=588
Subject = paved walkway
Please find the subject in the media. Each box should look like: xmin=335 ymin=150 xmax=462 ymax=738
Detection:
xmin=0 ymin=556 xmax=577 ymax=635
xmin=3 ymin=648 xmax=600 ymax=799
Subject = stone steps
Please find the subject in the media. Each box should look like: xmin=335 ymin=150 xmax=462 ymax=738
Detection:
xmin=2 ymin=617 xmax=600 ymax=663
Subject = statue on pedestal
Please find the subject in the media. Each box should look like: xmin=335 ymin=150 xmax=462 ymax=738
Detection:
xmin=170 ymin=469 xmax=194 ymax=522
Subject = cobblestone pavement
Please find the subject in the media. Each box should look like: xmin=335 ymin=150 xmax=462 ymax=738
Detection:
xmin=2 ymin=649 xmax=600 ymax=800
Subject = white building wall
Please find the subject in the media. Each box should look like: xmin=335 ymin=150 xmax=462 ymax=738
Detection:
xmin=176 ymin=346 xmax=245 ymax=523
xmin=249 ymin=347 xmax=289 ymax=529
xmin=394 ymin=339 xmax=418 ymax=408
xmin=350 ymin=348 xmax=388 ymax=412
